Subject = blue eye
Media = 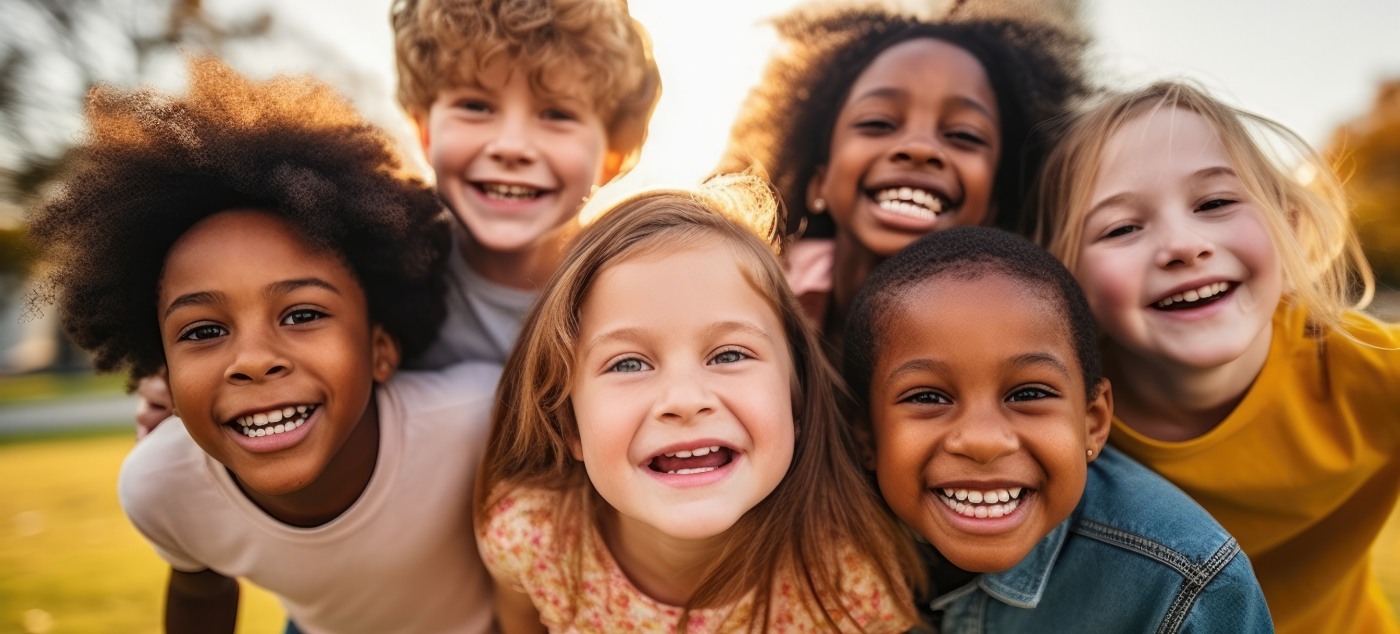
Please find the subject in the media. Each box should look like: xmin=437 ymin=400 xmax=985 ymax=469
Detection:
xmin=709 ymin=348 xmax=750 ymax=365
xmin=282 ymin=309 xmax=325 ymax=326
xmin=178 ymin=324 xmax=227 ymax=342
xmin=609 ymin=358 xmax=649 ymax=373
xmin=1007 ymin=386 xmax=1056 ymax=402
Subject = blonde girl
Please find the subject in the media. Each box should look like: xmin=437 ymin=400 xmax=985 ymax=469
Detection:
xmin=474 ymin=177 xmax=919 ymax=632
xmin=1036 ymin=80 xmax=1397 ymax=634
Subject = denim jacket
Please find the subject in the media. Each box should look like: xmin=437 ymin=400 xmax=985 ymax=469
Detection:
xmin=920 ymin=446 xmax=1274 ymax=633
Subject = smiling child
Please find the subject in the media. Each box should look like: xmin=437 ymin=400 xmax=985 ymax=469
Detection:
xmin=27 ymin=59 xmax=500 ymax=633
xmin=721 ymin=5 xmax=1090 ymax=354
xmin=474 ymin=176 xmax=918 ymax=632
xmin=843 ymin=227 xmax=1271 ymax=632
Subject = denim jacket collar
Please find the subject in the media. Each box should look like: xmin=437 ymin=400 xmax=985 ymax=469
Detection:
xmin=929 ymin=517 xmax=1072 ymax=611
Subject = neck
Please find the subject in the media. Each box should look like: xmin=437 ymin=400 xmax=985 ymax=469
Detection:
xmin=828 ymin=230 xmax=883 ymax=346
xmin=237 ymin=393 xmax=381 ymax=528
xmin=460 ymin=223 xmax=574 ymax=291
xmin=600 ymin=506 xmax=727 ymax=607
xmin=1106 ymin=325 xmax=1273 ymax=441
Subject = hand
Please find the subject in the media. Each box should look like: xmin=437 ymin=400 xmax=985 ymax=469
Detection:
xmin=135 ymin=371 xmax=174 ymax=439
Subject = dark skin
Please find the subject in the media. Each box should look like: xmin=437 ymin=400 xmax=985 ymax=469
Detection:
xmin=162 ymin=395 xmax=383 ymax=633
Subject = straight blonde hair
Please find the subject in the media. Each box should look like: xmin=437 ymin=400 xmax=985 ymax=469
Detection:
xmin=1035 ymin=81 xmax=1374 ymax=337
xmin=475 ymin=175 xmax=919 ymax=631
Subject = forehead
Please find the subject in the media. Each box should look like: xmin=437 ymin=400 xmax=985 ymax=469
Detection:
xmin=160 ymin=210 xmax=354 ymax=300
xmin=848 ymin=37 xmax=996 ymax=109
xmin=1100 ymin=106 xmax=1229 ymax=177
xmin=580 ymin=241 xmax=780 ymax=331
xmin=874 ymin=273 xmax=1077 ymax=374
xmin=452 ymin=55 xmax=600 ymax=105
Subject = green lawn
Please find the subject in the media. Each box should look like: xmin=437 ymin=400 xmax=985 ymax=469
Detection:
xmin=0 ymin=373 xmax=126 ymax=406
xmin=0 ymin=430 xmax=282 ymax=634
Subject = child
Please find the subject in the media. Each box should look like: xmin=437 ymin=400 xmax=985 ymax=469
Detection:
xmin=392 ymin=0 xmax=661 ymax=368
xmin=474 ymin=176 xmax=919 ymax=631
xmin=1035 ymin=81 xmax=1399 ymax=634
xmin=720 ymin=4 xmax=1090 ymax=352
xmin=843 ymin=226 xmax=1273 ymax=632
xmin=27 ymin=59 xmax=500 ymax=633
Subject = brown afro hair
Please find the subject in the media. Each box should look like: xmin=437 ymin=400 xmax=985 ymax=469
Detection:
xmin=27 ymin=57 xmax=453 ymax=382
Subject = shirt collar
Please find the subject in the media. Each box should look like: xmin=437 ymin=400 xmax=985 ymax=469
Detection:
xmin=929 ymin=517 xmax=1072 ymax=611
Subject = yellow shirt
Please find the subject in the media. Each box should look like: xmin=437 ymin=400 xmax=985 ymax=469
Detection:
xmin=1111 ymin=305 xmax=1400 ymax=634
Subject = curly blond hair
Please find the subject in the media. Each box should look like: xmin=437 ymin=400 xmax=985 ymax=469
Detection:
xmin=392 ymin=0 xmax=660 ymax=176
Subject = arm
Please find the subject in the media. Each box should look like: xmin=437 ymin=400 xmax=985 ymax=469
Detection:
xmin=165 ymin=568 xmax=238 ymax=634
xmin=134 ymin=372 xmax=174 ymax=439
xmin=494 ymin=585 xmax=546 ymax=634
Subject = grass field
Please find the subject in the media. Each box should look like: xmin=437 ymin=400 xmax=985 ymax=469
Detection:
xmin=0 ymin=430 xmax=282 ymax=634
xmin=2 ymin=428 xmax=1399 ymax=632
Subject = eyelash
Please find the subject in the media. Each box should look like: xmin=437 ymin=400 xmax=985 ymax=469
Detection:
xmin=282 ymin=309 xmax=326 ymax=326
xmin=608 ymin=357 xmax=650 ymax=373
xmin=177 ymin=323 xmax=227 ymax=342
xmin=1197 ymin=198 xmax=1235 ymax=212
xmin=709 ymin=347 xmax=751 ymax=365
xmin=1006 ymin=385 xmax=1058 ymax=402
xmin=903 ymin=390 xmax=951 ymax=405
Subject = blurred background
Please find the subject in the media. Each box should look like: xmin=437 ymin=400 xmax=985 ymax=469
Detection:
xmin=1 ymin=0 xmax=1397 ymax=631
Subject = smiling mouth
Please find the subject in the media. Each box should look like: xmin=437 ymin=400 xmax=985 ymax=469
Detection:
xmin=230 ymin=404 xmax=318 ymax=438
xmin=937 ymin=486 xmax=1027 ymax=519
xmin=648 ymin=445 xmax=734 ymax=475
xmin=871 ymin=187 xmax=949 ymax=221
xmin=475 ymin=182 xmax=547 ymax=201
xmin=1153 ymin=282 xmax=1233 ymax=310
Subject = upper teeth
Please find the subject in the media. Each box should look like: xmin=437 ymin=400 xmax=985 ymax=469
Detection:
xmin=939 ymin=487 xmax=1024 ymax=519
xmin=874 ymin=187 xmax=944 ymax=220
xmin=234 ymin=405 xmax=315 ymax=437
xmin=664 ymin=445 xmax=721 ymax=459
xmin=483 ymin=183 xmax=541 ymax=199
xmin=1156 ymin=282 xmax=1229 ymax=308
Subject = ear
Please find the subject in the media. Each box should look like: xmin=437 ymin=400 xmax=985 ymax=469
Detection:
xmin=369 ymin=325 xmax=401 ymax=384
xmin=1085 ymin=378 xmax=1113 ymax=461
xmin=600 ymin=149 xmax=626 ymax=186
xmin=567 ymin=433 xmax=584 ymax=461
xmin=806 ymin=165 xmax=828 ymax=213
xmin=412 ymin=113 xmax=431 ymax=158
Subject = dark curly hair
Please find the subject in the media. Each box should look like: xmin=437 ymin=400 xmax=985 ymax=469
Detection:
xmin=26 ymin=58 xmax=453 ymax=382
xmin=719 ymin=3 xmax=1092 ymax=238
xmin=844 ymin=226 xmax=1101 ymax=415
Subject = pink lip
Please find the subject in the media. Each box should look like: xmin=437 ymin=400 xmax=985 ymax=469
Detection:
xmin=642 ymin=440 xmax=741 ymax=489
xmin=1147 ymin=283 xmax=1237 ymax=322
xmin=463 ymin=182 xmax=559 ymax=215
xmin=225 ymin=406 xmax=320 ymax=454
xmin=1150 ymin=278 xmax=1236 ymax=305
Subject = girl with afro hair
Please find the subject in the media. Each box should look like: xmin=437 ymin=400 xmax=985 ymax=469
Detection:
xmin=720 ymin=2 xmax=1093 ymax=358
xmin=27 ymin=58 xmax=500 ymax=633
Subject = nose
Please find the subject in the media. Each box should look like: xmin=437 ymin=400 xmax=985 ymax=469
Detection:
xmin=942 ymin=406 xmax=1019 ymax=465
xmin=1155 ymin=217 xmax=1215 ymax=268
xmin=486 ymin=113 xmax=539 ymax=168
xmin=224 ymin=329 xmax=291 ymax=385
xmin=890 ymin=130 xmax=946 ymax=169
xmin=652 ymin=366 xmax=716 ymax=424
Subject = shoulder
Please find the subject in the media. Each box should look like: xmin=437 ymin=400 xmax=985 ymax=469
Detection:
xmin=381 ymin=362 xmax=501 ymax=424
xmin=477 ymin=486 xmax=567 ymax=588
xmin=1074 ymin=447 xmax=1236 ymax=564
xmin=823 ymin=548 xmax=915 ymax=633
xmin=118 ymin=417 xmax=206 ymax=512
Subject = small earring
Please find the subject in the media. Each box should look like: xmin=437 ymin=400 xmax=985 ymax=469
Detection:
xmin=1086 ymin=448 xmax=1094 ymax=459
xmin=811 ymin=198 xmax=826 ymax=213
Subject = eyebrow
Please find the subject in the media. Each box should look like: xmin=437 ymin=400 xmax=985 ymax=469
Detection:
xmin=580 ymin=320 xmax=774 ymax=358
xmin=849 ymin=87 xmax=996 ymax=120
xmin=163 ymin=278 xmax=340 ymax=319
xmin=884 ymin=352 xmax=1070 ymax=381
xmin=1088 ymin=165 xmax=1240 ymax=218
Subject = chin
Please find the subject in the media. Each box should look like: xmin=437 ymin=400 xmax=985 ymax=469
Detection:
xmin=941 ymin=547 xmax=1030 ymax=575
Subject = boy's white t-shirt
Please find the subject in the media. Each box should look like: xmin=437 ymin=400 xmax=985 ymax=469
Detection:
xmin=406 ymin=236 xmax=537 ymax=369
xmin=118 ymin=362 xmax=501 ymax=634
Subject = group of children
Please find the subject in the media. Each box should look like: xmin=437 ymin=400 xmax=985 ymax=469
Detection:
xmin=24 ymin=0 xmax=1398 ymax=632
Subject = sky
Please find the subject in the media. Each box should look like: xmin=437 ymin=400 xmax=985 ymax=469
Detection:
xmin=223 ymin=0 xmax=1400 ymax=199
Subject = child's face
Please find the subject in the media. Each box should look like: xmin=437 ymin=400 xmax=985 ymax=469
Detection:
xmin=158 ymin=210 xmax=396 ymax=497
xmin=813 ymin=37 xmax=1000 ymax=258
xmin=417 ymin=58 xmax=613 ymax=256
xmin=1073 ymin=107 xmax=1282 ymax=371
xmin=569 ymin=243 xmax=796 ymax=542
xmin=866 ymin=274 xmax=1109 ymax=573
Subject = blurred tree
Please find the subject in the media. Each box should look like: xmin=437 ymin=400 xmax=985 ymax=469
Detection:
xmin=0 ymin=0 xmax=274 ymax=235
xmin=1328 ymin=79 xmax=1400 ymax=290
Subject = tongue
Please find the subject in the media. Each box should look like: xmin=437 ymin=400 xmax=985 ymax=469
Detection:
xmin=651 ymin=448 xmax=732 ymax=473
